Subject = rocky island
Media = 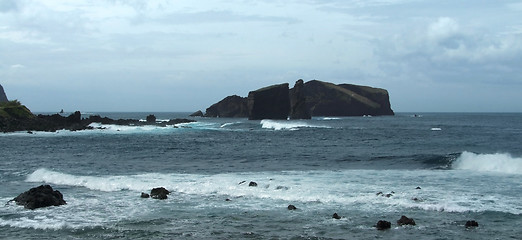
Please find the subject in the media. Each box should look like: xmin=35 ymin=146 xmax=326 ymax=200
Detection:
xmin=200 ymin=79 xmax=394 ymax=119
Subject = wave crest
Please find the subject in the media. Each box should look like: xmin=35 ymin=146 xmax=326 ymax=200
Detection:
xmin=260 ymin=119 xmax=329 ymax=131
xmin=452 ymin=151 xmax=522 ymax=174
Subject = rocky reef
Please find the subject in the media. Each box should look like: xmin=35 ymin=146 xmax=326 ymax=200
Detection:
xmin=199 ymin=79 xmax=394 ymax=119
xmin=0 ymin=101 xmax=195 ymax=133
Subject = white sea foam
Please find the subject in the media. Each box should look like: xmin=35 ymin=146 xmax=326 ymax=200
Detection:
xmin=431 ymin=127 xmax=442 ymax=131
xmin=318 ymin=117 xmax=341 ymax=121
xmin=24 ymin=168 xmax=522 ymax=215
xmin=260 ymin=119 xmax=329 ymax=131
xmin=452 ymin=151 xmax=522 ymax=174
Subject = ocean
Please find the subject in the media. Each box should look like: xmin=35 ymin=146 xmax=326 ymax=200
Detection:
xmin=1 ymin=112 xmax=521 ymax=239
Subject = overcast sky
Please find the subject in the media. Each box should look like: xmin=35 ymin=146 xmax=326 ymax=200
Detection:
xmin=1 ymin=0 xmax=521 ymax=112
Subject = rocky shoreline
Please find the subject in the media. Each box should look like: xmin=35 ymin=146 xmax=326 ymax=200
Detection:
xmin=0 ymin=107 xmax=195 ymax=133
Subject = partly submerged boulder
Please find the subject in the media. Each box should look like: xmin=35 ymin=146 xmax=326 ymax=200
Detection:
xmin=12 ymin=185 xmax=66 ymax=210
xmin=150 ymin=187 xmax=170 ymax=200
xmin=247 ymin=83 xmax=290 ymax=120
xmin=397 ymin=215 xmax=416 ymax=226
xmin=465 ymin=220 xmax=479 ymax=228
xmin=376 ymin=220 xmax=391 ymax=230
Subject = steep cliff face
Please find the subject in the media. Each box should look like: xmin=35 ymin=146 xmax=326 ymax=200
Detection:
xmin=303 ymin=80 xmax=394 ymax=116
xmin=204 ymin=95 xmax=248 ymax=118
xmin=202 ymin=79 xmax=394 ymax=119
xmin=289 ymin=79 xmax=311 ymax=119
xmin=0 ymin=84 xmax=8 ymax=103
xmin=247 ymin=83 xmax=290 ymax=120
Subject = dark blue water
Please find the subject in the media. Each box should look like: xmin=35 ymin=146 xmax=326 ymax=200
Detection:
xmin=1 ymin=113 xmax=521 ymax=239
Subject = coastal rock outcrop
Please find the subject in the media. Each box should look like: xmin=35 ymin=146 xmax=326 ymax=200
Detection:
xmin=0 ymin=84 xmax=7 ymax=103
xmin=289 ymin=79 xmax=311 ymax=119
xmin=304 ymin=80 xmax=394 ymax=116
xmin=247 ymin=83 xmax=290 ymax=120
xmin=0 ymin=100 xmax=196 ymax=132
xmin=12 ymin=185 xmax=66 ymax=210
xmin=204 ymin=95 xmax=248 ymax=118
xmin=201 ymin=79 xmax=394 ymax=119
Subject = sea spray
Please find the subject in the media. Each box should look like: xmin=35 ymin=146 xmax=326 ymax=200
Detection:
xmin=452 ymin=151 xmax=522 ymax=174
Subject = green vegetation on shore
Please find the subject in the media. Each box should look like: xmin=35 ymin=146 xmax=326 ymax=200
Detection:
xmin=0 ymin=100 xmax=34 ymax=119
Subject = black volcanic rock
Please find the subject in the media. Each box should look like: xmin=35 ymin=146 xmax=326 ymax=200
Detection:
xmin=12 ymin=185 xmax=66 ymax=210
xmin=465 ymin=220 xmax=479 ymax=228
xmin=397 ymin=215 xmax=416 ymax=226
xmin=146 ymin=114 xmax=156 ymax=123
xmin=376 ymin=220 xmax=391 ymax=230
xmin=247 ymin=83 xmax=290 ymax=120
xmin=304 ymin=80 xmax=394 ymax=116
xmin=289 ymin=79 xmax=311 ymax=119
xmin=150 ymin=187 xmax=170 ymax=200
xmin=204 ymin=95 xmax=248 ymax=118
xmin=203 ymin=79 xmax=394 ymax=119
xmin=0 ymin=84 xmax=7 ymax=103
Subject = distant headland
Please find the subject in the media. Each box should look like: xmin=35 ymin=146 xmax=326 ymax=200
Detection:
xmin=195 ymin=79 xmax=394 ymax=119
xmin=0 ymin=84 xmax=194 ymax=133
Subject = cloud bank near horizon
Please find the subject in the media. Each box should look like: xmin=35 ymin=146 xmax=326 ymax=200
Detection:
xmin=1 ymin=0 xmax=521 ymax=112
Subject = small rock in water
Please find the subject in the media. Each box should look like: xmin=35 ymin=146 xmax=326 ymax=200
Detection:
xmin=397 ymin=215 xmax=416 ymax=226
xmin=248 ymin=181 xmax=258 ymax=187
xmin=12 ymin=185 xmax=66 ymax=210
xmin=465 ymin=220 xmax=479 ymax=228
xmin=150 ymin=187 xmax=170 ymax=200
xmin=416 ymin=186 xmax=422 ymax=190
xmin=225 ymin=198 xmax=231 ymax=201
xmin=287 ymin=205 xmax=297 ymax=210
xmin=140 ymin=192 xmax=150 ymax=198
xmin=238 ymin=181 xmax=246 ymax=185
xmin=332 ymin=213 xmax=342 ymax=219
xmin=385 ymin=193 xmax=393 ymax=198
xmin=376 ymin=220 xmax=391 ymax=230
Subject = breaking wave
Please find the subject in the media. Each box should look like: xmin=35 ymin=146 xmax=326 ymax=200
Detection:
xmin=452 ymin=151 xmax=522 ymax=174
xmin=260 ymin=120 xmax=330 ymax=131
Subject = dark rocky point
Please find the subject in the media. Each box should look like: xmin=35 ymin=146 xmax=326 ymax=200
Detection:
xmin=247 ymin=83 xmax=290 ymax=120
xmin=376 ymin=220 xmax=391 ymax=230
xmin=140 ymin=192 xmax=150 ymax=198
xmin=332 ymin=213 xmax=342 ymax=219
xmin=416 ymin=186 xmax=422 ymax=190
xmin=465 ymin=220 xmax=479 ymax=228
xmin=248 ymin=181 xmax=258 ymax=187
xmin=150 ymin=187 xmax=170 ymax=200
xmin=204 ymin=95 xmax=248 ymax=118
xmin=12 ymin=185 xmax=66 ymax=210
xmin=189 ymin=110 xmax=204 ymax=117
xmin=0 ymin=84 xmax=8 ymax=103
xmin=287 ymin=205 xmax=297 ymax=210
xmin=397 ymin=215 xmax=416 ymax=226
